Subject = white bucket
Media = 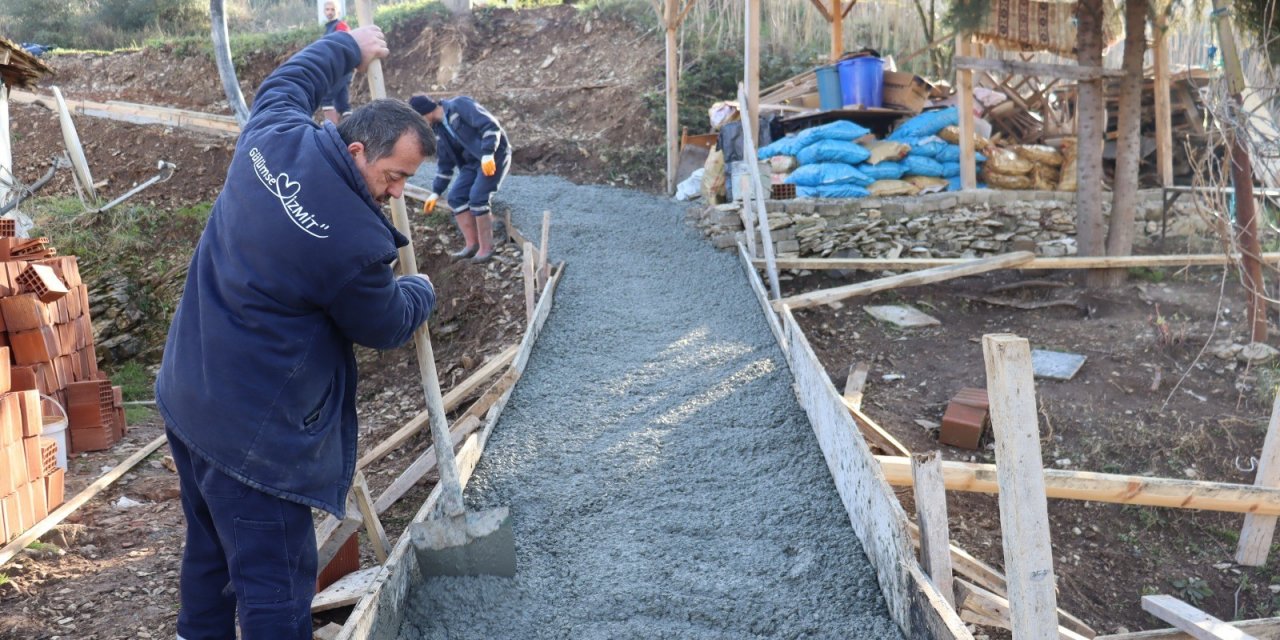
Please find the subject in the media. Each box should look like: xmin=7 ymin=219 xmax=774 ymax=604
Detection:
xmin=41 ymin=395 xmax=69 ymax=470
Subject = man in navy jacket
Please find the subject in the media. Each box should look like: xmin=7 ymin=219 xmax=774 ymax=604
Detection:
xmin=156 ymin=25 xmax=435 ymax=639
xmin=410 ymin=94 xmax=511 ymax=263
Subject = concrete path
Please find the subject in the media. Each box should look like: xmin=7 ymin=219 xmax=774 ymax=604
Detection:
xmin=397 ymin=175 xmax=902 ymax=639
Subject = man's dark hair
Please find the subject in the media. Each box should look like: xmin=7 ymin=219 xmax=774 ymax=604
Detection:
xmin=337 ymin=99 xmax=433 ymax=162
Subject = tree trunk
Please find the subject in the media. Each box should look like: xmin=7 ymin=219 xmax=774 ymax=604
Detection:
xmin=1075 ymin=0 xmax=1107 ymax=262
xmin=1093 ymin=0 xmax=1149 ymax=288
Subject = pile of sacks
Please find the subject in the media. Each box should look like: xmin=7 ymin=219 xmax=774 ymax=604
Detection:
xmin=758 ymin=107 xmax=992 ymax=200
xmin=980 ymin=141 xmax=1074 ymax=191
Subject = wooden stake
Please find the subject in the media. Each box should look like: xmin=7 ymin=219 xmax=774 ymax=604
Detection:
xmin=1237 ymin=390 xmax=1280 ymax=565
xmin=522 ymin=242 xmax=536 ymax=325
xmin=664 ymin=0 xmax=679 ymax=195
xmin=351 ymin=472 xmax=389 ymax=564
xmin=0 ymin=434 xmax=165 ymax=567
xmin=1141 ymin=595 xmax=1259 ymax=640
xmin=982 ymin=334 xmax=1059 ymax=640
xmin=912 ymin=451 xmax=955 ymax=607
xmin=1153 ymin=15 xmax=1173 ymax=188
xmin=956 ymin=35 xmax=977 ymax=190
xmin=744 ymin=0 xmax=761 ymax=136
xmin=775 ymin=251 xmax=1034 ymax=311
xmin=737 ymin=85 xmax=781 ymax=300
xmin=538 ymin=210 xmax=551 ymax=289
xmin=0 ymin=82 xmax=10 ymax=209
xmin=830 ymin=0 xmax=843 ymax=62
xmin=843 ymin=362 xmax=869 ymax=410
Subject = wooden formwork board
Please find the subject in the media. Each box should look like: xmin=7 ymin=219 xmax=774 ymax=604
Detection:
xmin=335 ymin=263 xmax=564 ymax=640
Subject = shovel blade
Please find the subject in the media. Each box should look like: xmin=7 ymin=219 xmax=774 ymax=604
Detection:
xmin=409 ymin=506 xmax=515 ymax=577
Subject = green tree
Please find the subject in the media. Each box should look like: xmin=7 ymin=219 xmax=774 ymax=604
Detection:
xmin=0 ymin=0 xmax=79 ymax=45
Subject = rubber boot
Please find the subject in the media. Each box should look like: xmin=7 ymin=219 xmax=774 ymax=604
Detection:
xmin=470 ymin=215 xmax=495 ymax=263
xmin=452 ymin=211 xmax=478 ymax=260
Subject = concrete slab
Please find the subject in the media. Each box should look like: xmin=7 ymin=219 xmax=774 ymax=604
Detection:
xmin=1031 ymin=349 xmax=1087 ymax=381
xmin=863 ymin=304 xmax=941 ymax=328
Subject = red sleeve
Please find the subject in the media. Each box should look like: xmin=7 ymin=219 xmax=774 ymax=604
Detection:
xmin=336 ymin=20 xmax=350 ymax=32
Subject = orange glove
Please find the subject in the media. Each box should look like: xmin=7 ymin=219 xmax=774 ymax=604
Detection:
xmin=423 ymin=193 xmax=439 ymax=214
xmin=481 ymin=154 xmax=496 ymax=177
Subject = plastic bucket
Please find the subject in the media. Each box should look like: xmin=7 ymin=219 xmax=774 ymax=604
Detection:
xmin=42 ymin=395 xmax=69 ymax=470
xmin=837 ymin=57 xmax=885 ymax=108
xmin=815 ymin=65 xmax=843 ymax=111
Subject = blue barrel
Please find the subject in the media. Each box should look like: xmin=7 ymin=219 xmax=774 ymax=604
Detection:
xmin=815 ymin=65 xmax=843 ymax=111
xmin=837 ymin=57 xmax=885 ymax=108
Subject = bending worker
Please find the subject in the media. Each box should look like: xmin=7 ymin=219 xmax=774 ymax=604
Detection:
xmin=410 ymin=94 xmax=512 ymax=263
xmin=156 ymin=25 xmax=436 ymax=640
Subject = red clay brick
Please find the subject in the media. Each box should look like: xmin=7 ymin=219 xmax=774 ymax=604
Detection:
xmin=0 ymin=393 xmax=16 ymax=448
xmin=113 ymin=407 xmax=127 ymax=439
xmin=22 ymin=437 xmax=41 ymax=481
xmin=5 ymin=441 xmax=26 ymax=487
xmin=44 ymin=468 xmax=64 ymax=512
xmin=17 ymin=390 xmax=40 ymax=438
xmin=17 ymin=482 xmax=34 ymax=530
xmin=10 ymin=326 xmax=57 ymax=365
xmin=30 ymin=479 xmax=46 ymax=522
xmin=0 ymin=495 xmax=8 ymax=542
xmin=940 ymin=402 xmax=989 ymax=450
xmin=37 ymin=437 xmax=56 ymax=477
xmin=69 ymin=424 xmax=117 ymax=453
xmin=16 ymin=263 xmax=69 ymax=304
xmin=0 ymin=294 xmax=51 ymax=332
xmin=10 ymin=366 xmax=36 ymax=392
xmin=317 ymin=533 xmax=359 ymax=592
xmin=3 ymin=491 xmax=20 ymax=539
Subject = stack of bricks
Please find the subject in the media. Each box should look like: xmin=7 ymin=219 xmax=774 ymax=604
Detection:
xmin=0 ymin=348 xmax=66 ymax=543
xmin=0 ymin=223 xmax=124 ymax=455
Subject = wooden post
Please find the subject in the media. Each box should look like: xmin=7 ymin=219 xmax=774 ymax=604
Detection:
xmin=843 ymin=362 xmax=870 ymax=410
xmin=664 ymin=0 xmax=679 ymax=195
xmin=982 ymin=334 xmax=1060 ymax=639
xmin=1236 ymin=390 xmax=1280 ymax=565
xmin=209 ymin=0 xmax=250 ymax=125
xmin=1153 ymin=15 xmax=1173 ymax=188
xmin=737 ymin=85 xmax=780 ymax=300
xmin=351 ymin=472 xmax=390 ymax=564
xmin=956 ymin=34 xmax=977 ymax=190
xmin=537 ymin=210 xmax=551 ymax=289
xmin=0 ymin=81 xmax=10 ymax=208
xmin=830 ymin=0 xmax=843 ymax=63
xmin=744 ymin=0 xmax=761 ymax=133
xmin=353 ymin=0 xmax=466 ymax=520
xmin=1212 ymin=0 xmax=1268 ymax=343
xmin=522 ymin=242 xmax=536 ymax=325
xmin=912 ymin=451 xmax=956 ymax=607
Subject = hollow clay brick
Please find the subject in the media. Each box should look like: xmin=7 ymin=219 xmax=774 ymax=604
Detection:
xmin=45 ymin=468 xmax=64 ymax=512
xmin=0 ymin=294 xmax=51 ymax=332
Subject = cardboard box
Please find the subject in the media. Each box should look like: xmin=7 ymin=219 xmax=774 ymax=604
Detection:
xmin=882 ymin=71 xmax=932 ymax=113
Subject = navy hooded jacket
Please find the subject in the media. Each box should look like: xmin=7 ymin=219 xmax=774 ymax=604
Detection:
xmin=430 ymin=97 xmax=509 ymax=196
xmin=156 ymin=33 xmax=435 ymax=517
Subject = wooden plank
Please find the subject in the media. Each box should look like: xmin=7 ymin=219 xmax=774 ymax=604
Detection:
xmin=744 ymin=0 xmax=761 ymax=138
xmin=775 ymin=251 xmax=1035 ymax=311
xmin=1097 ymin=618 xmax=1280 ymax=639
xmin=312 ymin=566 xmax=380 ymax=613
xmin=356 ymin=345 xmax=516 ymax=470
xmin=955 ymin=579 xmax=1090 ymax=640
xmin=0 ymin=433 xmax=166 ymax=567
xmin=736 ymin=85 xmax=781 ymax=300
xmin=878 ymin=455 xmax=1280 ymax=516
xmin=522 ymin=242 xmax=537 ymax=325
xmin=373 ymin=414 xmax=484 ymax=514
xmin=738 ymin=243 xmax=787 ymax=354
xmin=843 ymin=362 xmax=870 ymax=410
xmin=351 ymin=472 xmax=390 ymax=564
xmin=755 ymin=253 xmax=1280 ymax=271
xmin=0 ymin=85 xmax=10 ymax=208
xmin=983 ymin=334 xmax=1059 ymax=639
xmin=907 ymin=561 xmax=976 ymax=640
xmin=1153 ymin=17 xmax=1174 ymax=188
xmin=663 ymin=0 xmax=678 ymax=193
xmin=913 ymin=451 xmax=956 ymax=607
xmin=954 ymin=56 xmax=1124 ymax=80
xmin=1237 ymin=391 xmax=1280 ymax=565
xmin=10 ymin=89 xmax=240 ymax=136
xmin=316 ymin=490 xmax=362 ymax=572
xmin=957 ymin=37 xmax=977 ymax=190
xmin=845 ymin=399 xmax=911 ymax=457
xmin=1141 ymin=595 xmax=1259 ymax=640
xmin=315 ymin=621 xmax=344 ymax=640
xmin=537 ymin=211 xmax=551 ymax=289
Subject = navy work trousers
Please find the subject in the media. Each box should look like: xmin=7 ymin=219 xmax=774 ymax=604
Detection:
xmin=168 ymin=430 xmax=317 ymax=640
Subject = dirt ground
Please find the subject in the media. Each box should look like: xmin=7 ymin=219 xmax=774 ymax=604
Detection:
xmin=788 ymin=263 xmax=1280 ymax=634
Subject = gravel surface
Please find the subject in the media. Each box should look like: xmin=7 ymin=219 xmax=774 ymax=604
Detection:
xmin=397 ymin=174 xmax=903 ymax=639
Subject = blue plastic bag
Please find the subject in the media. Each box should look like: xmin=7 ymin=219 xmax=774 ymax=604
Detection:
xmin=785 ymin=163 xmax=874 ymax=187
xmin=888 ymin=107 xmax=960 ymax=141
xmin=797 ymin=140 xmax=872 ymax=166
xmin=908 ymin=139 xmax=949 ymax=158
xmin=903 ymin=155 xmax=946 ymax=177
xmin=795 ymin=120 xmax=872 ymax=146
xmin=858 ymin=161 xmax=907 ymax=181
xmin=936 ymin=144 xmax=987 ymax=164
xmin=940 ymin=162 xmax=962 ymax=178
xmin=758 ymin=135 xmax=807 ymax=159
xmin=798 ymin=184 xmax=871 ymax=199
xmin=948 ymin=177 xmax=987 ymax=191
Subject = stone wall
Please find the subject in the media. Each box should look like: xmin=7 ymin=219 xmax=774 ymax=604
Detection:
xmin=688 ymin=189 xmax=1237 ymax=260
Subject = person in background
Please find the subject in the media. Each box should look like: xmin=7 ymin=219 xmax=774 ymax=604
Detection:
xmin=156 ymin=24 xmax=437 ymax=640
xmin=319 ymin=0 xmax=352 ymax=125
xmin=410 ymin=94 xmax=512 ymax=263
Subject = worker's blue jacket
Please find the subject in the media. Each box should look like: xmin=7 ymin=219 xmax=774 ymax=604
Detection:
xmin=156 ymin=33 xmax=435 ymax=517
xmin=430 ymin=97 xmax=508 ymax=195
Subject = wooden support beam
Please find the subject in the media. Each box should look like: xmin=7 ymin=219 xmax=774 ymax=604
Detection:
xmin=356 ymin=344 xmax=516 ymax=470
xmin=1153 ymin=16 xmax=1174 ymax=188
xmin=983 ymin=334 xmax=1059 ymax=639
xmin=352 ymin=472 xmax=390 ymax=564
xmin=954 ymin=56 xmax=1124 ymax=80
xmin=843 ymin=362 xmax=869 ymax=410
xmin=664 ymin=0 xmax=679 ymax=194
xmin=845 ymin=398 xmax=910 ymax=457
xmin=807 ymin=0 xmax=833 ymax=22
xmin=744 ymin=0 xmax=761 ymax=138
xmin=913 ymin=451 xmax=956 ymax=607
xmin=312 ymin=566 xmax=379 ymax=613
xmin=1096 ymin=618 xmax=1280 ymax=639
xmin=830 ymin=0 xmax=843 ymax=62
xmin=955 ymin=579 xmax=1090 ymax=640
xmin=957 ymin=36 xmax=977 ymax=190
xmin=1141 ymin=595 xmax=1259 ymax=640
xmin=754 ymin=253 xmax=1280 ymax=272
xmin=11 ymin=89 xmax=240 ymax=136
xmin=523 ymin=242 xmax=537 ymax=325
xmin=538 ymin=210 xmax=551 ymax=289
xmin=775 ymin=251 xmax=1034 ymax=311
xmin=737 ymin=85 xmax=781 ymax=300
xmin=878 ymin=455 xmax=1280 ymax=515
xmin=1236 ymin=391 xmax=1280 ymax=565
xmin=0 ymin=434 xmax=166 ymax=567
xmin=0 ymin=83 xmax=11 ymax=208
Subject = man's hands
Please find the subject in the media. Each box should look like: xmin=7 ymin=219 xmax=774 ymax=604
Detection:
xmin=348 ymin=26 xmax=389 ymax=73
xmin=481 ymin=154 xmax=497 ymax=177
xmin=423 ymin=193 xmax=439 ymax=214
